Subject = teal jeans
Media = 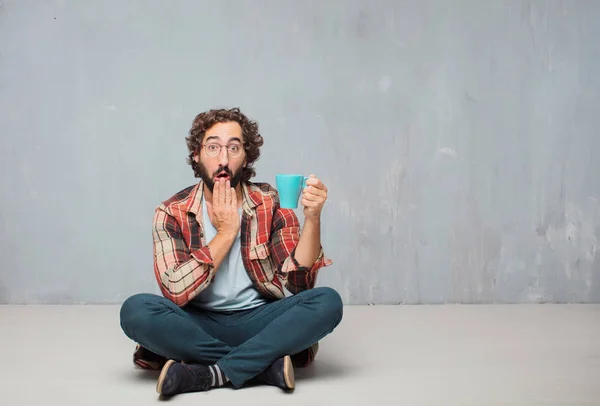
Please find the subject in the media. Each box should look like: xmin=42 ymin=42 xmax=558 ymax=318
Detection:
xmin=119 ymin=287 xmax=343 ymax=388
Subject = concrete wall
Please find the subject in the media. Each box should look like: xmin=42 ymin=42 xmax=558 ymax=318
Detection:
xmin=1 ymin=0 xmax=599 ymax=304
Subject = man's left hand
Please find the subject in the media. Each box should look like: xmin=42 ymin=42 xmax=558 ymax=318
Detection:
xmin=301 ymin=174 xmax=328 ymax=219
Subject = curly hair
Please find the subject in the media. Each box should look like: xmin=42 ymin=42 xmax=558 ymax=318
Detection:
xmin=186 ymin=108 xmax=264 ymax=183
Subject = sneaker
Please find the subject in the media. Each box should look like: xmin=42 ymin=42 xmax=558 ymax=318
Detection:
xmin=256 ymin=355 xmax=295 ymax=390
xmin=133 ymin=344 xmax=168 ymax=370
xmin=156 ymin=360 xmax=213 ymax=396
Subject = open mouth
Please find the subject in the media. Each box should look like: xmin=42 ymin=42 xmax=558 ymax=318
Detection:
xmin=214 ymin=171 xmax=230 ymax=181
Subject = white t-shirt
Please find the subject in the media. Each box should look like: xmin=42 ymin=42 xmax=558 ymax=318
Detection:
xmin=191 ymin=200 xmax=267 ymax=312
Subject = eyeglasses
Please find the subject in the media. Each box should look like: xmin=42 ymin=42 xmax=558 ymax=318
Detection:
xmin=202 ymin=143 xmax=244 ymax=159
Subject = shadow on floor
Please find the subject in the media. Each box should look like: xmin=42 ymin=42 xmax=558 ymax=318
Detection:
xmin=126 ymin=368 xmax=161 ymax=382
xmin=295 ymin=359 xmax=350 ymax=381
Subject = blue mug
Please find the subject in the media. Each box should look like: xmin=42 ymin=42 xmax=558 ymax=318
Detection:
xmin=276 ymin=174 xmax=308 ymax=209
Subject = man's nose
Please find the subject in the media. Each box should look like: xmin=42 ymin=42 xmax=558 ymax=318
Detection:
xmin=217 ymin=147 xmax=229 ymax=166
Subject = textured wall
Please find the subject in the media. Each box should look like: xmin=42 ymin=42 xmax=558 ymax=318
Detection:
xmin=1 ymin=0 xmax=599 ymax=304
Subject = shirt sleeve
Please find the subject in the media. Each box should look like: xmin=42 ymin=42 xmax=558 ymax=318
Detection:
xmin=268 ymin=206 xmax=333 ymax=294
xmin=152 ymin=205 xmax=216 ymax=307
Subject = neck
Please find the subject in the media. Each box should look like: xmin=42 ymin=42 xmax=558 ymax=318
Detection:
xmin=203 ymin=182 xmax=244 ymax=208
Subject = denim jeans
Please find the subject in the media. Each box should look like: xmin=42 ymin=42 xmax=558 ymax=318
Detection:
xmin=119 ymin=287 xmax=343 ymax=388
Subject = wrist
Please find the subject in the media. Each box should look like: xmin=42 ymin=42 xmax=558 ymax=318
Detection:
xmin=217 ymin=229 xmax=238 ymax=240
xmin=304 ymin=214 xmax=321 ymax=222
xmin=303 ymin=216 xmax=321 ymax=227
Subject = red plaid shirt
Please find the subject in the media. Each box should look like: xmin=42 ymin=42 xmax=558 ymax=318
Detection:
xmin=152 ymin=180 xmax=332 ymax=307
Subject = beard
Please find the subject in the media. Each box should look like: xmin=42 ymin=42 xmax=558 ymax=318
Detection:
xmin=197 ymin=162 xmax=244 ymax=192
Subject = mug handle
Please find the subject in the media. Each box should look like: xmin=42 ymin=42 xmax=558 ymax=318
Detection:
xmin=302 ymin=176 xmax=308 ymax=189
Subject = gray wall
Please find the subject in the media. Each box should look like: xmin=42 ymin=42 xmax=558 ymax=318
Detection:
xmin=1 ymin=0 xmax=599 ymax=304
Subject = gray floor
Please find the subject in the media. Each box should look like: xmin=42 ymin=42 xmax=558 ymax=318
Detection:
xmin=2 ymin=304 xmax=599 ymax=405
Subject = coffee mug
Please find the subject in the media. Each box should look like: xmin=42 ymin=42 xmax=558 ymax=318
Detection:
xmin=275 ymin=174 xmax=308 ymax=209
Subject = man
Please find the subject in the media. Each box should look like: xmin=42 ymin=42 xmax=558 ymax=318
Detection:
xmin=119 ymin=107 xmax=343 ymax=397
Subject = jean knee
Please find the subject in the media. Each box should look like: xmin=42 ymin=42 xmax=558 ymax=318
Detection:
xmin=119 ymin=293 xmax=159 ymax=336
xmin=314 ymin=287 xmax=343 ymax=327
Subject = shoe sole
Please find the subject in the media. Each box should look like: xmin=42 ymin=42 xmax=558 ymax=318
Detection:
xmin=156 ymin=359 xmax=176 ymax=394
xmin=283 ymin=355 xmax=295 ymax=389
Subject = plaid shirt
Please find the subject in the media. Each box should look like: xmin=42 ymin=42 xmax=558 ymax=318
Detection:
xmin=152 ymin=180 xmax=332 ymax=308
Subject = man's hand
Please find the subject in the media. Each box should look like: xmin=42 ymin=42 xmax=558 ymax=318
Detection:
xmin=293 ymin=174 xmax=327 ymax=268
xmin=301 ymin=175 xmax=328 ymax=219
xmin=210 ymin=179 xmax=240 ymax=237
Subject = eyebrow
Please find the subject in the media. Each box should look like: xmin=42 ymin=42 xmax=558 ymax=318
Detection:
xmin=205 ymin=136 xmax=243 ymax=144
